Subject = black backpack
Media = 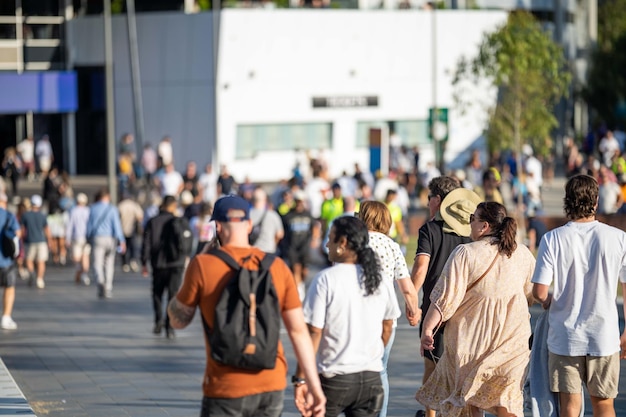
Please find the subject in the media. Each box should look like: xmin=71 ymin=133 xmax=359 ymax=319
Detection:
xmin=203 ymin=249 xmax=280 ymax=370
xmin=162 ymin=216 xmax=194 ymax=263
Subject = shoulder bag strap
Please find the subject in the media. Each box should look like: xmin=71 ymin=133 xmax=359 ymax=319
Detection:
xmin=208 ymin=248 xmax=241 ymax=270
xmin=467 ymin=251 xmax=500 ymax=292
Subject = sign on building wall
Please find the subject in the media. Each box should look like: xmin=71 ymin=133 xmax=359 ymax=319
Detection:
xmin=312 ymin=96 xmax=378 ymax=108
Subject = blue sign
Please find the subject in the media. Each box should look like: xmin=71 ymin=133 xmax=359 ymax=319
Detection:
xmin=0 ymin=71 xmax=77 ymax=114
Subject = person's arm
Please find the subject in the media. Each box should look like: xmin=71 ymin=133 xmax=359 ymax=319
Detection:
xmin=410 ymin=254 xmax=430 ymax=297
xmin=167 ymin=297 xmax=196 ymax=329
xmin=397 ymin=277 xmax=420 ymax=326
xmin=527 ymin=228 xmax=537 ymax=253
xmin=285 ymin=310 xmax=325 ymax=417
xmin=532 ymin=283 xmax=551 ymax=310
xmin=420 ymin=304 xmax=442 ymax=357
xmin=382 ymin=319 xmax=393 ymax=346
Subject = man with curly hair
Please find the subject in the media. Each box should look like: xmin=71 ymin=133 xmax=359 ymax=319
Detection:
xmin=532 ymin=174 xmax=626 ymax=417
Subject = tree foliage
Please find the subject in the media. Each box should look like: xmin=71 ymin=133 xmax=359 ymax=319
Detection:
xmin=584 ymin=0 xmax=626 ymax=127
xmin=453 ymin=11 xmax=570 ymax=157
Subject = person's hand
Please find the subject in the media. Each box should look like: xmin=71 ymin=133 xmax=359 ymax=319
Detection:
xmin=406 ymin=305 xmax=422 ymax=327
xmin=294 ymin=384 xmax=326 ymax=417
xmin=141 ymin=265 xmax=149 ymax=278
xmin=541 ymin=294 xmax=552 ymax=310
xmin=420 ymin=333 xmax=435 ymax=357
xmin=620 ymin=332 xmax=626 ymax=359
xmin=118 ymin=242 xmax=127 ymax=255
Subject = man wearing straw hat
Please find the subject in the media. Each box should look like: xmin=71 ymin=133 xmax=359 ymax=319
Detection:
xmin=410 ymin=176 xmax=481 ymax=417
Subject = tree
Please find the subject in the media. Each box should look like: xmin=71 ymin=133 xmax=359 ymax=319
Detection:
xmin=584 ymin=0 xmax=626 ymax=127
xmin=453 ymin=10 xmax=570 ymax=157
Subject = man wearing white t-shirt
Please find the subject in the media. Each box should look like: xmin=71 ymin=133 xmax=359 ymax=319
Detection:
xmin=158 ymin=163 xmax=184 ymax=198
xmin=17 ymin=137 xmax=35 ymax=180
xmin=198 ymin=163 xmax=218 ymax=204
xmin=532 ymin=174 xmax=626 ymax=417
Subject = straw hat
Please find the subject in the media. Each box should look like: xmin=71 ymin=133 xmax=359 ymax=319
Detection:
xmin=440 ymin=188 xmax=482 ymax=237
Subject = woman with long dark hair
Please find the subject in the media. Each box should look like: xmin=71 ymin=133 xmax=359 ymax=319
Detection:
xmin=294 ymin=216 xmax=398 ymax=417
xmin=416 ymin=202 xmax=536 ymax=417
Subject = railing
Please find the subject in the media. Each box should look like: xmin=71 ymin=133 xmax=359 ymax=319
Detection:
xmin=0 ymin=15 xmax=65 ymax=72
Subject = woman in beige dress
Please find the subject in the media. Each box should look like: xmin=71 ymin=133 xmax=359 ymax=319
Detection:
xmin=415 ymin=201 xmax=536 ymax=417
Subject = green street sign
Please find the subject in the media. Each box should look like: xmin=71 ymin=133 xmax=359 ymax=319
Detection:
xmin=428 ymin=107 xmax=449 ymax=142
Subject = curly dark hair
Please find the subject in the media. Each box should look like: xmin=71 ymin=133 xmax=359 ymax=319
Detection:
xmin=563 ymin=174 xmax=598 ymax=220
xmin=476 ymin=202 xmax=517 ymax=257
xmin=428 ymin=176 xmax=461 ymax=200
xmin=331 ymin=216 xmax=382 ymax=296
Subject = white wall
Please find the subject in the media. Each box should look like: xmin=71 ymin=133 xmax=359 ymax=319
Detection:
xmin=218 ymin=10 xmax=507 ymax=180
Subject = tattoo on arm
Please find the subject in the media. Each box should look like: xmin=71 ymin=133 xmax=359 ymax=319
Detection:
xmin=167 ymin=298 xmax=195 ymax=329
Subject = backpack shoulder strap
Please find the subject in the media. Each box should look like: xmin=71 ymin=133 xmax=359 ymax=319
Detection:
xmin=208 ymin=248 xmax=241 ymax=271
xmin=259 ymin=253 xmax=276 ymax=271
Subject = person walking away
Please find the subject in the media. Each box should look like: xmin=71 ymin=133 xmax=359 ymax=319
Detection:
xmin=281 ymin=190 xmax=314 ymax=300
xmin=193 ymin=202 xmax=214 ymax=255
xmin=21 ymin=195 xmax=49 ymax=289
xmin=17 ymin=137 xmax=34 ymax=181
xmin=0 ymin=192 xmax=21 ymax=329
xmin=249 ymin=187 xmax=284 ymax=254
xmin=410 ymin=177 xmax=479 ymax=417
xmin=141 ymin=195 xmax=186 ymax=338
xmin=167 ymin=195 xmax=326 ymax=416
xmin=357 ymin=201 xmax=419 ymax=417
xmin=87 ymin=187 xmax=126 ymax=299
xmin=118 ymin=193 xmax=143 ymax=272
xmin=2 ymin=147 xmax=21 ymax=197
xmin=295 ymin=216 xmax=397 ymax=417
xmin=65 ymin=193 xmax=91 ymax=285
xmin=35 ymin=134 xmax=54 ymax=178
xmin=532 ymin=174 xmax=626 ymax=417
xmin=416 ymin=202 xmax=536 ymax=417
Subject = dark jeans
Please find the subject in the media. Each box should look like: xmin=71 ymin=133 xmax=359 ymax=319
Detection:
xmin=152 ymin=267 xmax=183 ymax=329
xmin=321 ymin=371 xmax=384 ymax=417
xmin=122 ymin=234 xmax=138 ymax=266
xmin=200 ymin=390 xmax=283 ymax=417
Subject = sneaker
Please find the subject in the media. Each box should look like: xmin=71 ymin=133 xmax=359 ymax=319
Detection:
xmin=18 ymin=268 xmax=29 ymax=280
xmin=166 ymin=327 xmax=176 ymax=339
xmin=129 ymin=260 xmax=139 ymax=272
xmin=59 ymin=255 xmax=66 ymax=266
xmin=153 ymin=321 xmax=164 ymax=335
xmin=1 ymin=316 xmax=17 ymax=330
xmin=81 ymin=274 xmax=91 ymax=286
xmin=415 ymin=410 xmax=426 ymax=417
xmin=122 ymin=264 xmax=130 ymax=273
xmin=36 ymin=278 xmax=45 ymax=289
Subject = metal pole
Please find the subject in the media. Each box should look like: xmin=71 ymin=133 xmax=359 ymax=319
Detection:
xmin=211 ymin=0 xmax=221 ymax=166
xmin=431 ymin=7 xmax=441 ymax=172
xmin=104 ymin=0 xmax=118 ymax=203
xmin=126 ymin=0 xmax=145 ymax=157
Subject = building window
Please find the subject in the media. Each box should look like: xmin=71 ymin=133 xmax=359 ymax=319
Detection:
xmin=357 ymin=120 xmax=429 ymax=148
xmin=236 ymin=122 xmax=332 ymax=159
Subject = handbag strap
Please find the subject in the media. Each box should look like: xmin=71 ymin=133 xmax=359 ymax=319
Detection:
xmin=467 ymin=251 xmax=500 ymax=292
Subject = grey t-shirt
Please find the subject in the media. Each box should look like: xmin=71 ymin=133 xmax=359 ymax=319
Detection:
xmin=249 ymin=208 xmax=284 ymax=254
xmin=21 ymin=210 xmax=48 ymax=243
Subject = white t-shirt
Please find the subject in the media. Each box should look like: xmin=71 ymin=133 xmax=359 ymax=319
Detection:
xmin=305 ymin=177 xmax=329 ymax=219
xmin=160 ymin=171 xmax=184 ymax=197
xmin=598 ymin=182 xmax=622 ymax=214
xmin=17 ymin=140 xmax=34 ymax=163
xmin=532 ymin=221 xmax=626 ymax=356
xmin=368 ymin=231 xmax=406 ymax=326
xmin=303 ymin=263 xmax=398 ymax=377
xmin=525 ymin=156 xmax=543 ymax=188
xmin=198 ymin=172 xmax=218 ymax=204
xmin=157 ymin=141 xmax=173 ymax=166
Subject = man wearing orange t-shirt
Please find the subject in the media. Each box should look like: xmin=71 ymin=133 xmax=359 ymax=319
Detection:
xmin=168 ymin=195 xmax=325 ymax=417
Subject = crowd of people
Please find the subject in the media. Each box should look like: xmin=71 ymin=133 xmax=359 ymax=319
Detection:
xmin=0 ymin=131 xmax=625 ymax=417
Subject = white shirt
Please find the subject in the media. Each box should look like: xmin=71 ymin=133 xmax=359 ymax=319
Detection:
xmin=157 ymin=141 xmax=173 ymax=166
xmin=35 ymin=139 xmax=53 ymax=159
xmin=368 ymin=231 xmax=406 ymax=327
xmin=303 ymin=263 xmax=398 ymax=377
xmin=17 ymin=140 xmax=34 ymax=163
xmin=532 ymin=221 xmax=626 ymax=356
xmin=160 ymin=171 xmax=184 ymax=197
xmin=198 ymin=172 xmax=218 ymax=203
xmin=524 ymin=156 xmax=543 ymax=188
